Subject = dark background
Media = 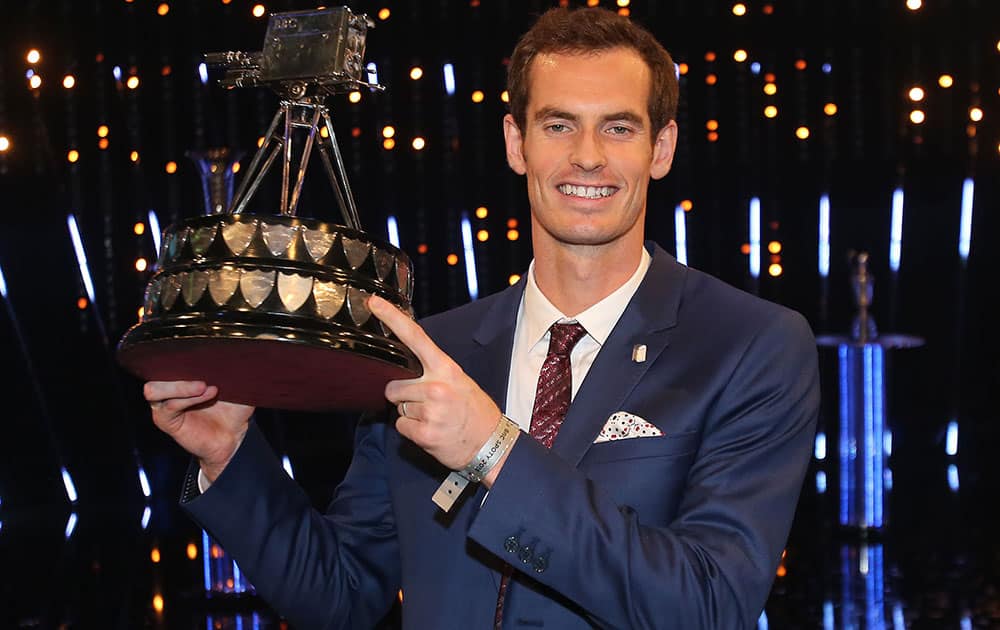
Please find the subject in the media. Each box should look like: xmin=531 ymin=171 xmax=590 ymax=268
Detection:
xmin=0 ymin=0 xmax=998 ymax=627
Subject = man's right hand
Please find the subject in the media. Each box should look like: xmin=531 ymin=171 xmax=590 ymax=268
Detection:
xmin=144 ymin=381 xmax=254 ymax=483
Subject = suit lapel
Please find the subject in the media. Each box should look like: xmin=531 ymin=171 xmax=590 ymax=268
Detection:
xmin=552 ymin=244 xmax=686 ymax=468
xmin=464 ymin=280 xmax=524 ymax=409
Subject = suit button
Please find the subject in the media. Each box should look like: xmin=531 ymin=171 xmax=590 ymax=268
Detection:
xmin=504 ymin=535 xmax=519 ymax=554
xmin=518 ymin=543 xmax=534 ymax=564
xmin=533 ymin=554 xmax=549 ymax=573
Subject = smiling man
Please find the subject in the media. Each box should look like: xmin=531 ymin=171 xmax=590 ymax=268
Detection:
xmin=147 ymin=8 xmax=820 ymax=629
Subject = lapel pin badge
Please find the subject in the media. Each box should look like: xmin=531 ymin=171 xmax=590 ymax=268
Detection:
xmin=632 ymin=344 xmax=647 ymax=363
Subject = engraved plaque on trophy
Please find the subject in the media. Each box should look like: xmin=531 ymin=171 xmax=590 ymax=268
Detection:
xmin=117 ymin=7 xmax=419 ymax=412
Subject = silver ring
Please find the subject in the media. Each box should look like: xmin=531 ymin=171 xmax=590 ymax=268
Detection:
xmin=401 ymin=401 xmax=409 ymax=417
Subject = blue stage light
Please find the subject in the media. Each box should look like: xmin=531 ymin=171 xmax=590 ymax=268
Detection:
xmin=816 ymin=470 xmax=827 ymax=494
xmin=818 ymin=194 xmax=830 ymax=278
xmin=890 ymin=188 xmax=904 ymax=272
xmin=202 ymin=530 xmax=212 ymax=591
xmin=749 ymin=197 xmax=761 ymax=278
xmin=142 ymin=506 xmax=152 ymax=530
xmin=138 ymin=466 xmax=152 ymax=498
xmin=961 ymin=614 xmax=973 ymax=630
xmin=823 ymin=601 xmax=834 ymax=630
xmin=67 ymin=214 xmax=96 ymax=303
xmin=113 ymin=65 xmax=122 ymax=81
xmin=814 ymin=431 xmax=826 ymax=460
xmin=884 ymin=468 xmax=893 ymax=491
xmin=946 ymin=420 xmax=958 ymax=455
xmin=883 ymin=429 xmax=892 ymax=457
xmin=386 ymin=215 xmax=400 ymax=248
xmin=959 ymin=178 xmax=974 ymax=261
xmin=443 ymin=63 xmax=456 ymax=96
xmin=750 ymin=62 xmax=761 ymax=75
xmin=0 ymin=263 xmax=7 ymax=298
xmin=822 ymin=63 xmax=832 ymax=74
xmin=198 ymin=62 xmax=208 ymax=84
xmin=460 ymin=215 xmax=479 ymax=300
xmin=673 ymin=204 xmax=688 ymax=265
xmin=61 ymin=466 xmax=79 ymax=504
xmin=947 ymin=464 xmax=960 ymax=491
xmin=282 ymin=455 xmax=294 ymax=479
xmin=64 ymin=512 xmax=78 ymax=539
xmin=148 ymin=209 xmax=162 ymax=254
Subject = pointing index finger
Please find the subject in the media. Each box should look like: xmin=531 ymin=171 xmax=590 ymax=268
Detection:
xmin=368 ymin=295 xmax=446 ymax=373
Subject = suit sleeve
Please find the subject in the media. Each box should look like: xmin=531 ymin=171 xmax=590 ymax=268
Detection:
xmin=181 ymin=415 xmax=401 ymax=630
xmin=468 ymin=310 xmax=820 ymax=629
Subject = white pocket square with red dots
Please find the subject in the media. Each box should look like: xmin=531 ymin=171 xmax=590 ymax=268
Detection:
xmin=594 ymin=411 xmax=664 ymax=443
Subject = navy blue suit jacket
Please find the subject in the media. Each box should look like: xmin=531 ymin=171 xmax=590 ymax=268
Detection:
xmin=183 ymin=242 xmax=820 ymax=629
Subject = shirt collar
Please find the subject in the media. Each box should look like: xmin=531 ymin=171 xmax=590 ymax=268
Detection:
xmin=522 ymin=247 xmax=652 ymax=349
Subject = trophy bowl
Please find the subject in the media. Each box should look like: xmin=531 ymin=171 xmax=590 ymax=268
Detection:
xmin=117 ymin=213 xmax=420 ymax=412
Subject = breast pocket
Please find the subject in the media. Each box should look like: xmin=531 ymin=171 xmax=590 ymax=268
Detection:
xmin=582 ymin=431 xmax=701 ymax=524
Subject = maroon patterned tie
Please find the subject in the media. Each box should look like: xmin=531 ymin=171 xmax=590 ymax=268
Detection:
xmin=494 ymin=322 xmax=588 ymax=629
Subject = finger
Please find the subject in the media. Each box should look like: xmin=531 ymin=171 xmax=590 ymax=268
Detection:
xmin=144 ymin=381 xmax=210 ymax=404
xmin=396 ymin=400 xmax=424 ymax=419
xmin=395 ymin=415 xmax=426 ymax=445
xmin=384 ymin=380 xmax=427 ymax=406
xmin=368 ymin=295 xmax=448 ymax=372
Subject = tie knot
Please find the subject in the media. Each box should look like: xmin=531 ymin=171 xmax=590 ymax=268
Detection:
xmin=547 ymin=322 xmax=587 ymax=357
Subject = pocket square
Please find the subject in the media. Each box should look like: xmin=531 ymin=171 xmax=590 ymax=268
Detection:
xmin=594 ymin=411 xmax=664 ymax=443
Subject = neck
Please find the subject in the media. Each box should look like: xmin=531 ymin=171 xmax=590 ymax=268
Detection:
xmin=531 ymin=235 xmax=645 ymax=317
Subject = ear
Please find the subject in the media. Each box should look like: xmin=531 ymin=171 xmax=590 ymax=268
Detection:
xmin=503 ymin=114 xmax=527 ymax=175
xmin=649 ymin=120 xmax=678 ymax=180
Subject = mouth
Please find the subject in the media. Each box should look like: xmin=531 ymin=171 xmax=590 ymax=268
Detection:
xmin=557 ymin=184 xmax=619 ymax=200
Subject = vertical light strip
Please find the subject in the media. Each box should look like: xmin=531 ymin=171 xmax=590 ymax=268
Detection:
xmin=863 ymin=345 xmax=875 ymax=527
xmin=148 ymin=209 xmax=162 ymax=254
xmin=947 ymin=464 xmax=960 ymax=491
xmin=946 ymin=420 xmax=959 ymax=456
xmin=138 ymin=466 xmax=152 ymax=498
xmin=814 ymin=432 xmax=827 ymax=459
xmin=823 ymin=601 xmax=835 ymax=630
xmin=460 ymin=214 xmax=479 ymax=300
xmin=838 ymin=344 xmax=850 ymax=525
xmin=64 ymin=512 xmax=78 ymax=539
xmin=0 ymin=263 xmax=7 ymax=298
xmin=61 ymin=466 xmax=78 ymax=504
xmin=198 ymin=62 xmax=208 ymax=85
xmin=141 ymin=506 xmax=152 ymax=530
xmin=893 ymin=603 xmax=905 ymax=630
xmin=749 ymin=197 xmax=761 ymax=278
xmin=815 ymin=470 xmax=827 ymax=494
xmin=889 ymin=188 xmax=904 ymax=272
xmin=233 ymin=559 xmax=244 ymax=593
xmin=443 ymin=63 xmax=455 ymax=96
xmin=282 ymin=455 xmax=295 ymax=479
xmin=959 ymin=178 xmax=974 ymax=262
xmin=818 ymin=194 xmax=830 ymax=278
xmin=386 ymin=215 xmax=400 ymax=248
xmin=674 ymin=204 xmax=688 ymax=265
xmin=67 ymin=213 xmax=96 ymax=302
xmin=201 ymin=530 xmax=212 ymax=591
xmin=871 ymin=345 xmax=885 ymax=527
xmin=883 ymin=429 xmax=893 ymax=457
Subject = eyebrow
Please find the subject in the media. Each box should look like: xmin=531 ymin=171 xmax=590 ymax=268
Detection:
xmin=533 ymin=107 xmax=646 ymax=127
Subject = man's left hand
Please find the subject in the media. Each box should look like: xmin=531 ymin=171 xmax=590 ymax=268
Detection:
xmin=369 ymin=295 xmax=504 ymax=474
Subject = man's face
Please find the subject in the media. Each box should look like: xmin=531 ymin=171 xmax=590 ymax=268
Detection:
xmin=503 ymin=47 xmax=677 ymax=252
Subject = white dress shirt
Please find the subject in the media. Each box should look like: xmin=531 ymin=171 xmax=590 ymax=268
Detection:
xmin=504 ymin=247 xmax=651 ymax=430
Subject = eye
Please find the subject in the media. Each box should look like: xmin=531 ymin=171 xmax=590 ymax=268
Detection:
xmin=608 ymin=125 xmax=633 ymax=135
xmin=546 ymin=123 xmax=569 ymax=133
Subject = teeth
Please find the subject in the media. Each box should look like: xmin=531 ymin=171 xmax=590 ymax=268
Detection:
xmin=558 ymin=184 xmax=615 ymax=199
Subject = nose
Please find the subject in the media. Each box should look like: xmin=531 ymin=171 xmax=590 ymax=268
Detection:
xmin=569 ymin=130 xmax=606 ymax=172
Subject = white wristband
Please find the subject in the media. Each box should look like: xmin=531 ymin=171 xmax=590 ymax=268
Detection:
xmin=432 ymin=415 xmax=520 ymax=512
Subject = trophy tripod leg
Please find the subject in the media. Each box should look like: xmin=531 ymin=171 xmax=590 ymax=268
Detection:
xmin=287 ymin=107 xmax=324 ymax=217
xmin=230 ymin=140 xmax=285 ymax=216
xmin=321 ymin=110 xmax=362 ymax=229
xmin=316 ymin=142 xmax=358 ymax=231
xmin=228 ymin=108 xmax=284 ymax=214
xmin=280 ymin=102 xmax=295 ymax=215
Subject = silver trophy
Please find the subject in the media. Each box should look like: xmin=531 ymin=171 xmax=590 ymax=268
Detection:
xmin=118 ymin=7 xmax=419 ymax=412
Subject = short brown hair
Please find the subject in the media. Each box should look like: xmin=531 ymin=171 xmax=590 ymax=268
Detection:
xmin=507 ymin=7 xmax=679 ymax=136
